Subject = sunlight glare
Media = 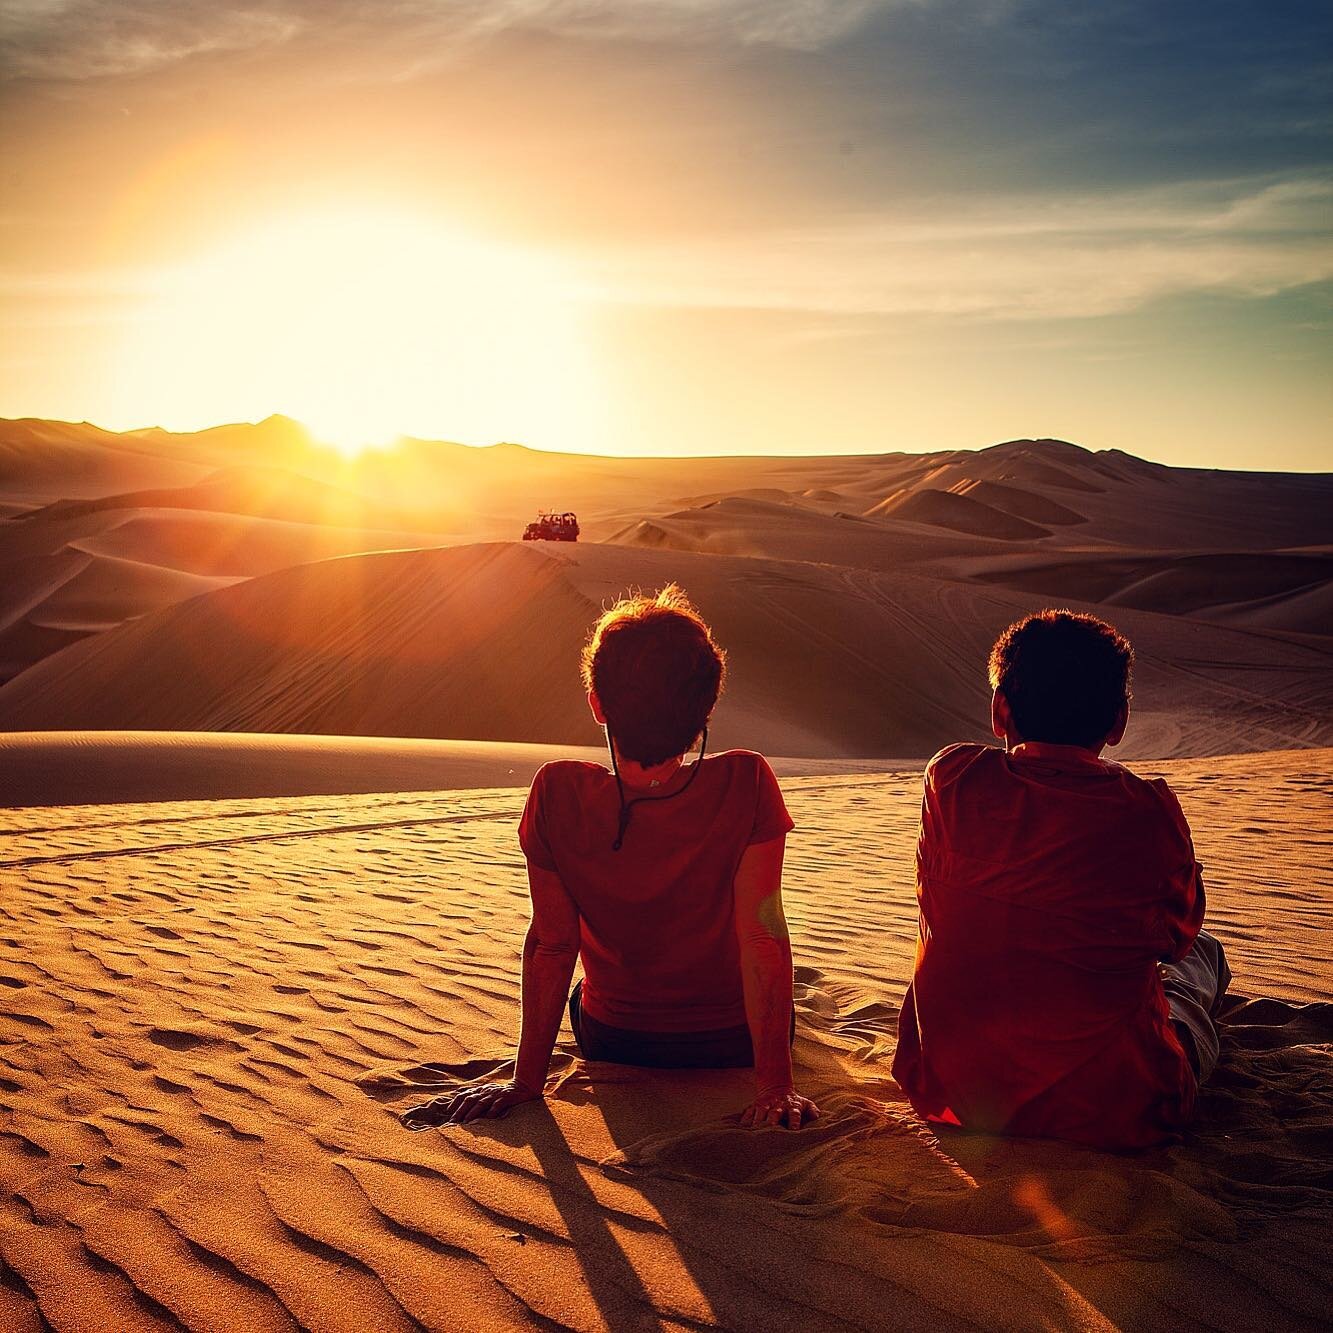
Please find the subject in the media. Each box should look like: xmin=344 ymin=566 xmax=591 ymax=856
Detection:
xmin=117 ymin=209 xmax=600 ymax=454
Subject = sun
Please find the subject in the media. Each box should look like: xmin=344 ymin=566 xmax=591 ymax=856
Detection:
xmin=116 ymin=208 xmax=601 ymax=454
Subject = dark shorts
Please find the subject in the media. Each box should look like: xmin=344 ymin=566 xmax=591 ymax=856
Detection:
xmin=567 ymin=979 xmax=794 ymax=1069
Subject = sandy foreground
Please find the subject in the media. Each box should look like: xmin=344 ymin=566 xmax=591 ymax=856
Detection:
xmin=1 ymin=748 xmax=1330 ymax=1331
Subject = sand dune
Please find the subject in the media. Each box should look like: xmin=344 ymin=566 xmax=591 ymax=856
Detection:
xmin=0 ymin=505 xmax=450 ymax=683
xmin=0 ymin=549 xmax=231 ymax=634
xmin=9 ymin=422 xmax=1328 ymax=553
xmin=968 ymin=550 xmax=1333 ymax=635
xmin=3 ymin=421 xmax=1331 ymax=699
xmin=863 ymin=443 xmax=1325 ymax=551
xmin=613 ymin=498 xmax=1008 ymax=567
xmin=0 ymin=730 xmax=901 ymax=807
xmin=1216 ymin=576 xmax=1333 ymax=637
xmin=0 ymin=548 xmax=97 ymax=633
xmin=0 ymin=620 xmax=89 ymax=689
xmin=2 ymin=540 xmax=1330 ymax=760
xmin=16 ymin=464 xmax=449 ymax=535
xmin=0 ymin=419 xmax=209 ymax=501
xmin=0 ymin=543 xmax=607 ymax=742
xmin=70 ymin=509 xmax=452 ymax=579
xmin=0 ymin=732 xmax=607 ymax=807
xmin=25 ymin=551 xmax=228 ymax=631
xmin=130 ymin=413 xmax=323 ymax=466
xmin=946 ymin=477 xmax=1088 ymax=526
xmin=0 ymin=547 xmax=234 ymax=682
xmin=869 ymin=487 xmax=1053 ymax=540
xmin=0 ymin=429 xmax=479 ymax=682
xmin=0 ymin=750 xmax=1327 ymax=1330
xmin=1005 ymin=457 xmax=1108 ymax=493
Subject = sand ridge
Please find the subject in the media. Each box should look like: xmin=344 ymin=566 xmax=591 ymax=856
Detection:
xmin=1 ymin=751 xmax=1329 ymax=1330
xmin=2 ymin=540 xmax=1330 ymax=761
xmin=0 ymin=731 xmax=910 ymax=808
xmin=3 ymin=422 xmax=1330 ymax=704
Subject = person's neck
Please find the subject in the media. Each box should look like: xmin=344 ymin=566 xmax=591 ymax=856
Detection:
xmin=1008 ymin=735 xmax=1106 ymax=758
xmin=614 ymin=750 xmax=684 ymax=791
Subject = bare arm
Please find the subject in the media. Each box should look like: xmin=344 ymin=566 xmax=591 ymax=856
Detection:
xmin=733 ymin=836 xmax=819 ymax=1130
xmin=426 ymin=862 xmax=580 ymax=1125
xmin=513 ymin=865 xmax=581 ymax=1092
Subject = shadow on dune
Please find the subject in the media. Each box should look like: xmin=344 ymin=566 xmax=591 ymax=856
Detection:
xmin=357 ymin=993 xmax=1333 ymax=1329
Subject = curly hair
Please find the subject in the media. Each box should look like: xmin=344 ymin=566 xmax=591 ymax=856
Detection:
xmin=988 ymin=609 xmax=1133 ymax=747
xmin=581 ymin=584 xmax=726 ymax=766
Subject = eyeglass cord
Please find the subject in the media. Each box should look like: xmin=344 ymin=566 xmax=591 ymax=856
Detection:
xmin=607 ymin=726 xmax=709 ymax=851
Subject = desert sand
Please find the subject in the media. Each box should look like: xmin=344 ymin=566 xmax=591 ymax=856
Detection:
xmin=1 ymin=750 xmax=1329 ymax=1331
xmin=2 ymin=419 xmax=1331 ymax=1329
xmin=2 ymin=540 xmax=1330 ymax=759
xmin=2 ymin=421 xmax=1330 ymax=755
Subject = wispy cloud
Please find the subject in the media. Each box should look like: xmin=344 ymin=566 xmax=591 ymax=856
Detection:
xmin=0 ymin=0 xmax=900 ymax=81
xmin=576 ymin=177 xmax=1333 ymax=319
xmin=4 ymin=175 xmax=1328 ymax=326
xmin=518 ymin=0 xmax=892 ymax=49
xmin=0 ymin=2 xmax=305 ymax=79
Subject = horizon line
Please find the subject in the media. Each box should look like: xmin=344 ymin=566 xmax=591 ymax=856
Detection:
xmin=4 ymin=413 xmax=1332 ymax=477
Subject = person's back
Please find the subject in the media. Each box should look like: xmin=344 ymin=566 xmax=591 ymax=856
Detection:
xmin=893 ymin=610 xmax=1229 ymax=1150
xmin=403 ymin=583 xmax=819 ymax=1132
xmin=521 ymin=748 xmax=789 ymax=1034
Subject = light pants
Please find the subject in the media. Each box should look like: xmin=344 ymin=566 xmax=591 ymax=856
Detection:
xmin=1162 ymin=929 xmax=1231 ymax=1083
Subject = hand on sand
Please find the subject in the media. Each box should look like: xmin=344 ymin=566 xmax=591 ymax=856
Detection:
xmin=400 ymin=1080 xmax=541 ymax=1129
xmin=740 ymin=1087 xmax=820 ymax=1130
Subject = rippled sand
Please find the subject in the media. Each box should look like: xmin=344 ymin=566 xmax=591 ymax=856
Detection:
xmin=2 ymin=751 xmax=1330 ymax=1330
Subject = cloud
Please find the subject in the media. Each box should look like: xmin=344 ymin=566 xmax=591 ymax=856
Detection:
xmin=574 ymin=176 xmax=1333 ymax=319
xmin=516 ymin=0 xmax=891 ymax=50
xmin=0 ymin=0 xmax=901 ymax=82
xmin=4 ymin=1 xmax=1327 ymax=328
xmin=4 ymin=174 xmax=1327 ymax=328
xmin=0 ymin=1 xmax=304 ymax=79
xmin=1206 ymin=178 xmax=1333 ymax=233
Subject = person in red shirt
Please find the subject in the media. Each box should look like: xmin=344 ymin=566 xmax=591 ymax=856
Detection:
xmin=404 ymin=585 xmax=819 ymax=1132
xmin=893 ymin=609 xmax=1230 ymax=1150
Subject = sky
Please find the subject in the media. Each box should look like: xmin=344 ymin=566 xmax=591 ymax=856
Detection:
xmin=1 ymin=0 xmax=1330 ymax=467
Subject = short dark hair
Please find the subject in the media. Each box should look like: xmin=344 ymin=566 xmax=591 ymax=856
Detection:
xmin=581 ymin=584 xmax=726 ymax=766
xmin=988 ymin=609 xmax=1133 ymax=747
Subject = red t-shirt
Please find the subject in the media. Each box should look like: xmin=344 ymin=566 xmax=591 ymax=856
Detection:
xmin=518 ymin=750 xmax=793 ymax=1032
xmin=892 ymin=742 xmax=1204 ymax=1150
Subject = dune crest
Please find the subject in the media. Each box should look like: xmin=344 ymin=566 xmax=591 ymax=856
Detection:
xmin=868 ymin=486 xmax=1053 ymax=539
xmin=2 ymin=540 xmax=1329 ymax=759
xmin=946 ymin=477 xmax=1087 ymax=526
xmin=2 ymin=421 xmax=1330 ymax=736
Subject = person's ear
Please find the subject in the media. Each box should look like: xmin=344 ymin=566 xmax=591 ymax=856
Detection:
xmin=587 ymin=690 xmax=607 ymax=726
xmin=991 ymin=689 xmax=1015 ymax=744
xmin=1105 ymin=699 xmax=1129 ymax=749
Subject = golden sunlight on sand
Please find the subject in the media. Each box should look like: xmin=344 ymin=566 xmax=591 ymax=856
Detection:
xmin=0 ymin=418 xmax=1329 ymax=1330
xmin=0 ymin=753 xmax=1328 ymax=1330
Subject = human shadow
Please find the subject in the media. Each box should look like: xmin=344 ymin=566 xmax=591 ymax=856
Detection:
xmin=451 ymin=1044 xmax=939 ymax=1329
xmin=374 ymin=977 xmax=971 ymax=1330
xmin=360 ymin=994 xmax=1333 ymax=1330
xmin=361 ymin=985 xmax=939 ymax=1328
xmin=358 ymin=1039 xmax=678 ymax=1328
xmin=909 ymin=995 xmax=1333 ymax=1328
